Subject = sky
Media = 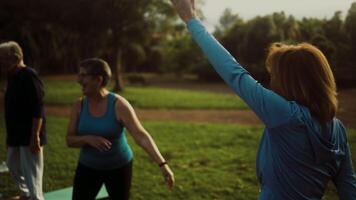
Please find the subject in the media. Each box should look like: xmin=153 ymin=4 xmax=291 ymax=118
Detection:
xmin=201 ymin=0 xmax=356 ymax=31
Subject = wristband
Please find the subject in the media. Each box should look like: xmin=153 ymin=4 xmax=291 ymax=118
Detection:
xmin=159 ymin=161 xmax=167 ymax=167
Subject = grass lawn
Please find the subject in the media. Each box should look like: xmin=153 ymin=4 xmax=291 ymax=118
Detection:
xmin=1 ymin=117 xmax=354 ymax=199
xmin=43 ymin=79 xmax=247 ymax=110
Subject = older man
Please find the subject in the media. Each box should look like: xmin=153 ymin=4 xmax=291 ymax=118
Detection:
xmin=0 ymin=41 xmax=46 ymax=200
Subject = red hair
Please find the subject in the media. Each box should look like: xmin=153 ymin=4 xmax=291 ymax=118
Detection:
xmin=266 ymin=43 xmax=338 ymax=123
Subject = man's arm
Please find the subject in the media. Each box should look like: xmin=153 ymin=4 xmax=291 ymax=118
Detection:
xmin=30 ymin=118 xmax=43 ymax=154
xmin=24 ymin=70 xmax=45 ymax=154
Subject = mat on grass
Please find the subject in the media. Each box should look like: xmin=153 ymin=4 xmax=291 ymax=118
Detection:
xmin=44 ymin=186 xmax=108 ymax=200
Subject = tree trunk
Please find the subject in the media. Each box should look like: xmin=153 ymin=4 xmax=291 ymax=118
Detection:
xmin=113 ymin=46 xmax=124 ymax=92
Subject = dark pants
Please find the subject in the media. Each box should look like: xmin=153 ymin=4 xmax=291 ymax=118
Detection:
xmin=72 ymin=161 xmax=133 ymax=200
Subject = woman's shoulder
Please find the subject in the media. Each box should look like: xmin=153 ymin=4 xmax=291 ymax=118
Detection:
xmin=272 ymin=101 xmax=309 ymax=127
xmin=110 ymin=93 xmax=131 ymax=108
xmin=332 ymin=118 xmax=348 ymax=139
xmin=110 ymin=92 xmax=124 ymax=102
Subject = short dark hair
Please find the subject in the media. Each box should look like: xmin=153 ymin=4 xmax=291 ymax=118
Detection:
xmin=79 ymin=58 xmax=112 ymax=86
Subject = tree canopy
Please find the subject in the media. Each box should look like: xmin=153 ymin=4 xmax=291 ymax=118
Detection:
xmin=1 ymin=1 xmax=355 ymax=88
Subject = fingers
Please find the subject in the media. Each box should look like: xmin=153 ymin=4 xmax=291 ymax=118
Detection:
xmin=95 ymin=139 xmax=112 ymax=152
xmin=88 ymin=136 xmax=112 ymax=151
xmin=30 ymin=145 xmax=41 ymax=154
xmin=167 ymin=174 xmax=175 ymax=190
xmin=170 ymin=0 xmax=195 ymax=22
xmin=161 ymin=166 xmax=175 ymax=190
xmin=99 ymin=138 xmax=112 ymax=150
xmin=165 ymin=173 xmax=175 ymax=190
xmin=30 ymin=136 xmax=41 ymax=154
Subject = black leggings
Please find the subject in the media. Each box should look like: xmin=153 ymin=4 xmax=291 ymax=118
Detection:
xmin=72 ymin=161 xmax=133 ymax=200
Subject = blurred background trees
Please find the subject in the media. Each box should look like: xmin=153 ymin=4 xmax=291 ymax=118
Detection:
xmin=1 ymin=0 xmax=356 ymax=89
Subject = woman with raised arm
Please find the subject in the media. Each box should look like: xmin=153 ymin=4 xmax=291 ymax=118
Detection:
xmin=170 ymin=0 xmax=356 ymax=199
xmin=66 ymin=58 xmax=174 ymax=200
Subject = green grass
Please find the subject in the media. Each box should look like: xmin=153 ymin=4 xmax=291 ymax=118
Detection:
xmin=43 ymin=79 xmax=247 ymax=109
xmin=1 ymin=117 xmax=354 ymax=199
xmin=0 ymin=117 xmax=261 ymax=199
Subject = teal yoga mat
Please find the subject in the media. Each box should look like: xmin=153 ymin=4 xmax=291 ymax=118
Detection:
xmin=44 ymin=186 xmax=108 ymax=199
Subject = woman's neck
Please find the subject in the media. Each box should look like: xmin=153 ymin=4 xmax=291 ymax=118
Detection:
xmin=88 ymin=88 xmax=109 ymax=103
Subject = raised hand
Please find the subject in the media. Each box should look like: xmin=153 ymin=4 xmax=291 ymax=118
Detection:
xmin=170 ymin=0 xmax=196 ymax=23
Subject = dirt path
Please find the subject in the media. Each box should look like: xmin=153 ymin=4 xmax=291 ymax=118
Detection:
xmin=0 ymin=83 xmax=355 ymax=128
xmin=45 ymin=88 xmax=356 ymax=128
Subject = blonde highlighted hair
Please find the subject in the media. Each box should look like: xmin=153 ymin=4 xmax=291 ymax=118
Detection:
xmin=0 ymin=41 xmax=24 ymax=65
xmin=266 ymin=42 xmax=337 ymax=123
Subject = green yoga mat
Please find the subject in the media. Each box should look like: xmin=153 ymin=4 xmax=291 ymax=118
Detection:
xmin=44 ymin=186 xmax=108 ymax=200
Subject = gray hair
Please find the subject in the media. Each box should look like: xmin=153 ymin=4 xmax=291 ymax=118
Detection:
xmin=0 ymin=41 xmax=23 ymax=64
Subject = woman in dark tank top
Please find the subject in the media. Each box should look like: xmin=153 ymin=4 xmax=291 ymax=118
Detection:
xmin=66 ymin=58 xmax=174 ymax=200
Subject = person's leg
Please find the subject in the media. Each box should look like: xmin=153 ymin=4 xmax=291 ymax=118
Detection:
xmin=72 ymin=163 xmax=104 ymax=200
xmin=104 ymin=161 xmax=133 ymax=200
xmin=19 ymin=147 xmax=44 ymax=200
xmin=6 ymin=147 xmax=30 ymax=197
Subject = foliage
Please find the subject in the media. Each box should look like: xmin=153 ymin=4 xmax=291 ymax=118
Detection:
xmin=0 ymin=0 xmax=175 ymax=73
xmin=1 ymin=2 xmax=356 ymax=87
xmin=208 ymin=5 xmax=356 ymax=87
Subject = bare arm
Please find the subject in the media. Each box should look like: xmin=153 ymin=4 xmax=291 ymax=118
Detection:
xmin=66 ymin=99 xmax=112 ymax=151
xmin=30 ymin=118 xmax=43 ymax=154
xmin=115 ymin=95 xmax=174 ymax=189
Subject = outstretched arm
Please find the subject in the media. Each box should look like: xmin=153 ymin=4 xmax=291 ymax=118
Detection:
xmin=115 ymin=95 xmax=175 ymax=190
xmin=171 ymin=0 xmax=296 ymax=128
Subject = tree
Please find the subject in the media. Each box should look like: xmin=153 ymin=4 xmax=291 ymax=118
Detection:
xmin=218 ymin=14 xmax=246 ymax=65
xmin=214 ymin=8 xmax=242 ymax=38
xmin=345 ymin=2 xmax=356 ymax=62
xmin=0 ymin=0 xmax=180 ymax=91
xmin=298 ymin=17 xmax=324 ymax=42
xmin=240 ymin=15 xmax=282 ymax=82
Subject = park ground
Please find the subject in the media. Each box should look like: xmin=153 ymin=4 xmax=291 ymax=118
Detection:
xmin=44 ymin=74 xmax=356 ymax=128
xmin=0 ymin=74 xmax=355 ymax=200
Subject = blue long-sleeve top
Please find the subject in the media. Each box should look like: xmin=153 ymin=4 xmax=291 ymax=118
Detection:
xmin=187 ymin=18 xmax=356 ymax=200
